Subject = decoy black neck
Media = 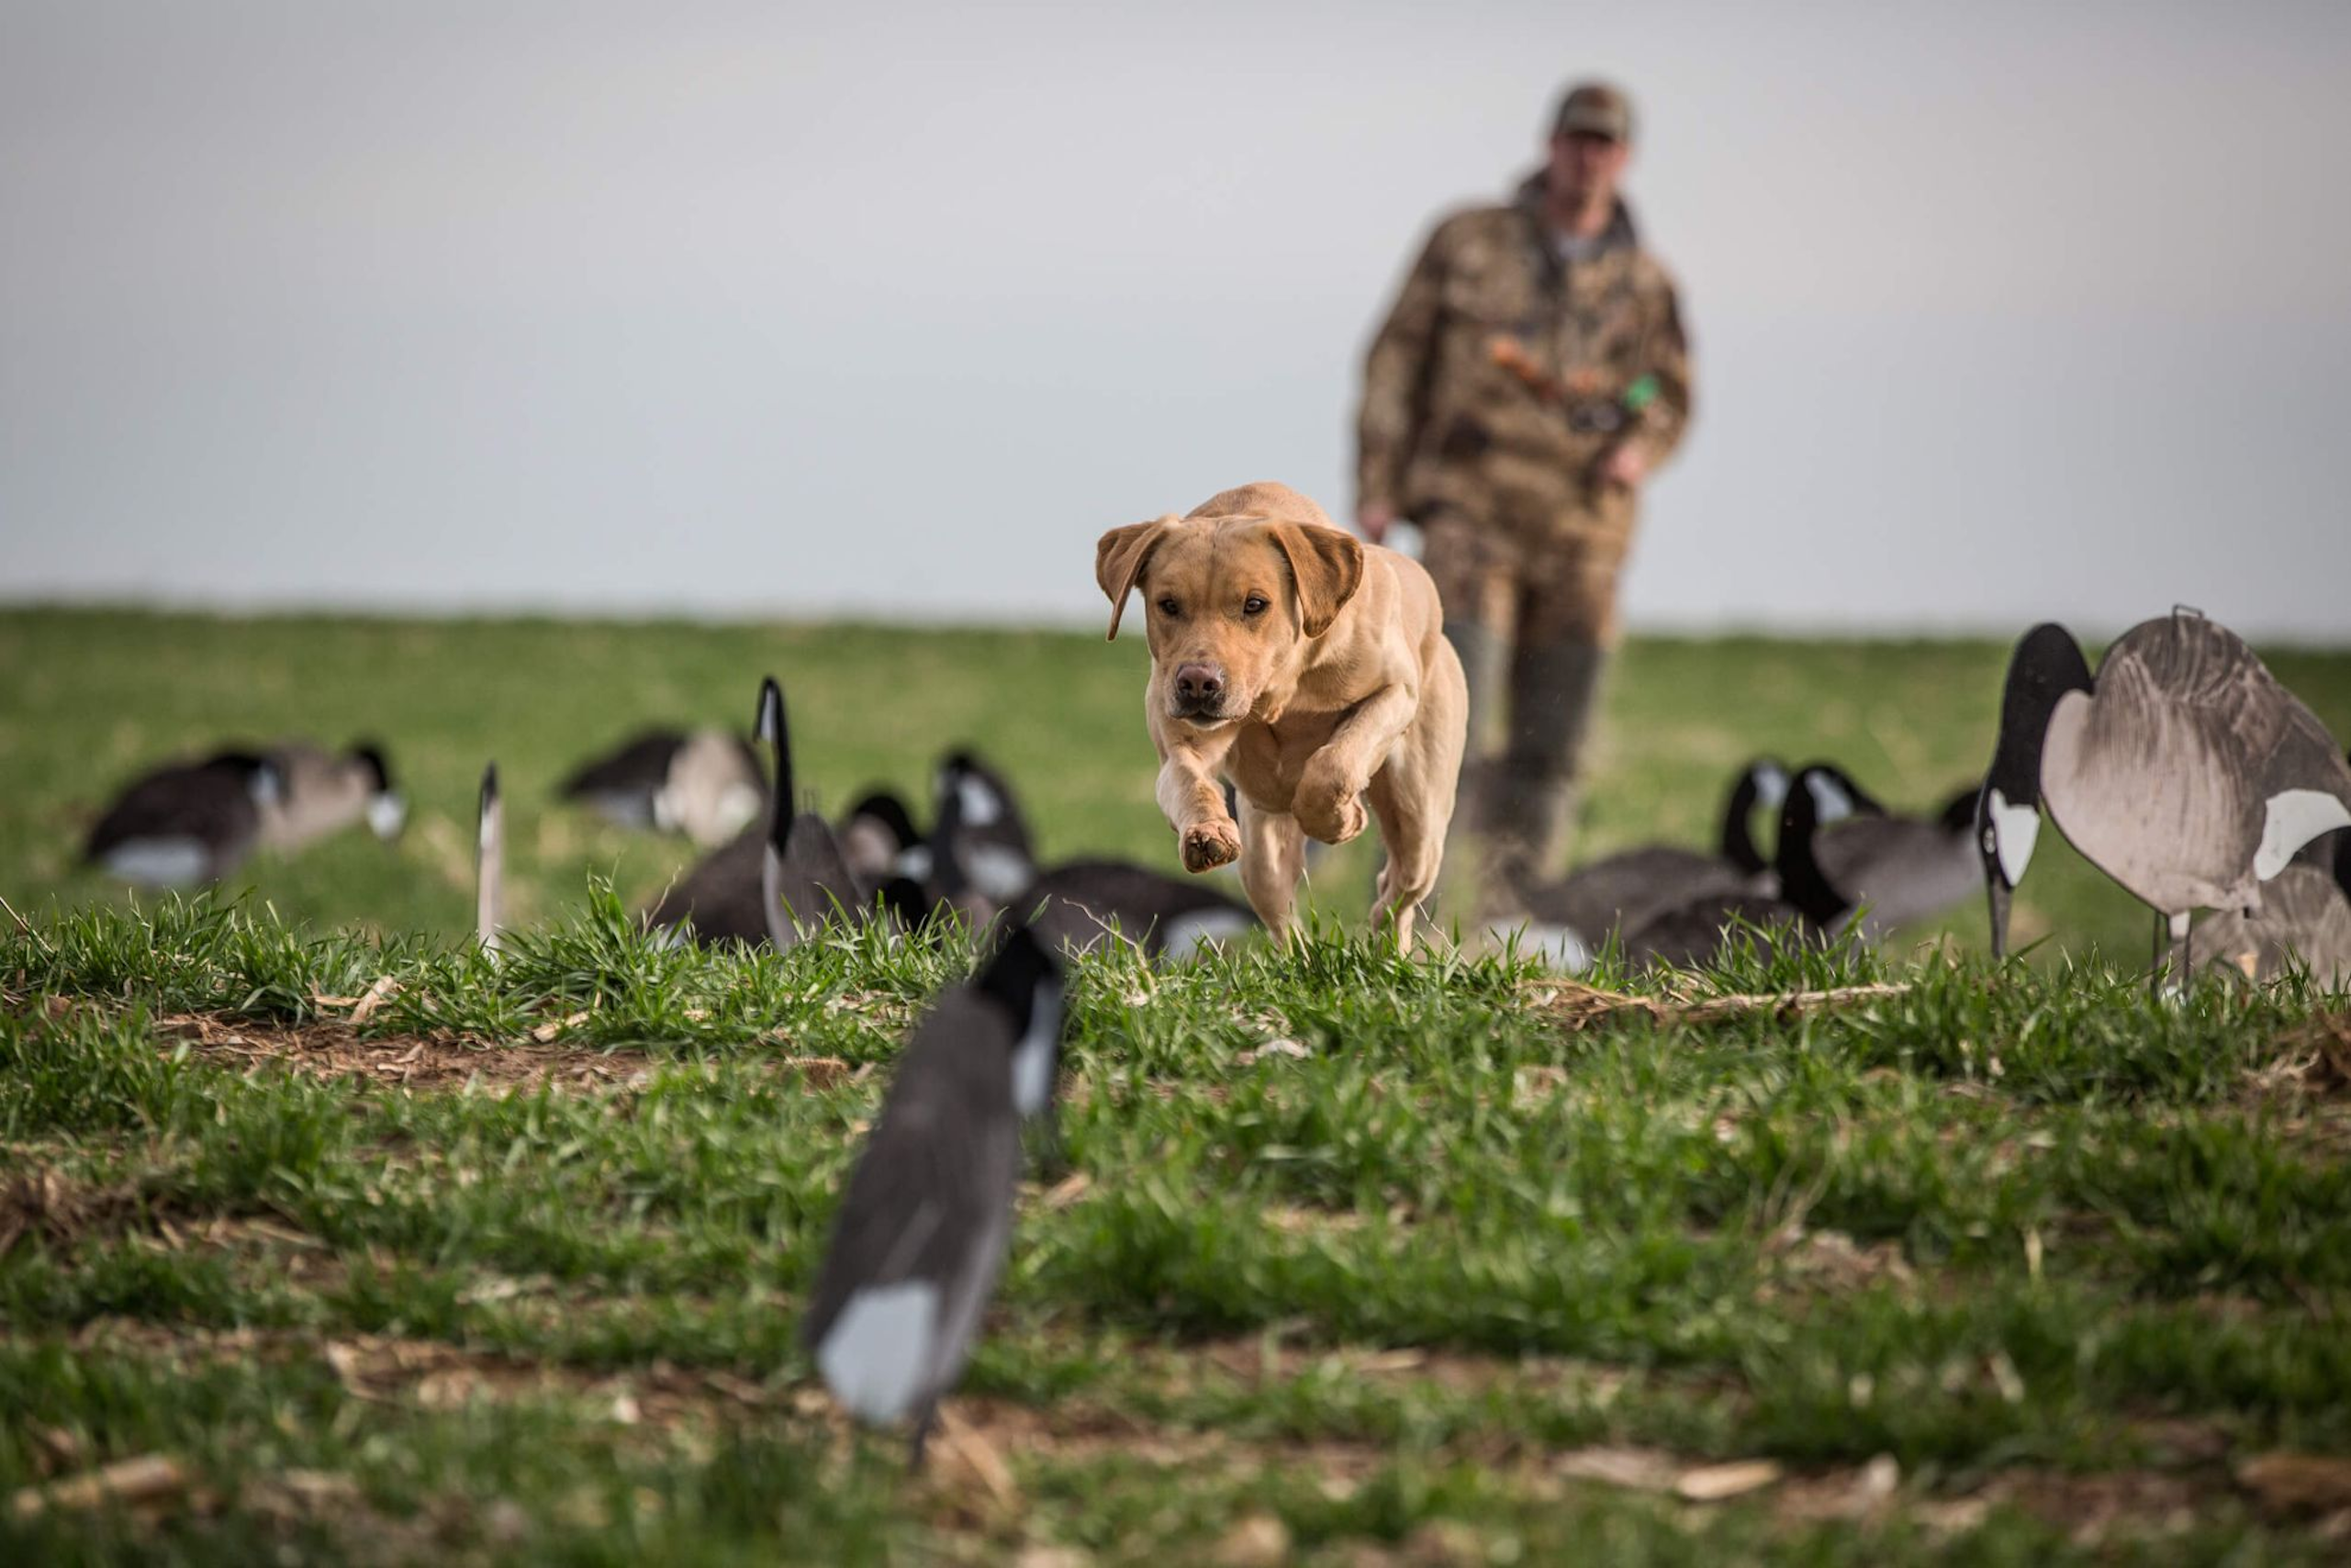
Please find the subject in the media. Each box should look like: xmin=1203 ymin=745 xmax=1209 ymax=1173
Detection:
xmin=976 ymin=925 xmax=1058 ymax=1041
xmin=1987 ymin=622 xmax=2092 ymax=809
xmin=1938 ymin=784 xmax=1984 ymax=834
xmin=762 ymin=682 xmax=795 ymax=857
xmin=1774 ymin=770 xmax=1853 ymax=925
xmin=1718 ymin=767 xmax=1768 ymax=876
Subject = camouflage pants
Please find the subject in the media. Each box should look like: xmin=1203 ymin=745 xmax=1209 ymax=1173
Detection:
xmin=1420 ymin=502 xmax=1630 ymax=910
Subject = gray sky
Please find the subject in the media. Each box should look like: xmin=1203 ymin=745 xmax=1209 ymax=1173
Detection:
xmin=5 ymin=1 xmax=2348 ymax=637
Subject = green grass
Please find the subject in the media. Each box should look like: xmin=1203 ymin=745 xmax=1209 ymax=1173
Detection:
xmin=4 ymin=610 xmax=2350 ymax=1562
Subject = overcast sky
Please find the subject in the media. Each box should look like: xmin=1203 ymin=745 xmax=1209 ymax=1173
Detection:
xmin=5 ymin=1 xmax=2347 ymax=637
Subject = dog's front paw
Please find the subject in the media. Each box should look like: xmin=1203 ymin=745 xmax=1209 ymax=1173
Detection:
xmin=1294 ymin=774 xmax=1370 ymax=846
xmin=1180 ymin=816 xmax=1242 ymax=873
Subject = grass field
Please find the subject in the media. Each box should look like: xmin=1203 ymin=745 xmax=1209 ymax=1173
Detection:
xmin=5 ymin=610 xmax=2351 ymax=1562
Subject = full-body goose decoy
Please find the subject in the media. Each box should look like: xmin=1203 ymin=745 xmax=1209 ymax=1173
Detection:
xmin=1612 ymin=765 xmax=1856 ymax=970
xmin=1516 ymin=756 xmax=1792 ymax=940
xmin=560 ymin=728 xmax=766 ymax=848
xmin=801 ymin=924 xmax=1067 ymax=1464
xmin=1790 ymin=765 xmax=1984 ymax=941
xmin=257 ymin=741 xmax=406 ymax=852
xmin=2184 ymin=826 xmax=2351 ymax=987
xmin=476 ymin=763 xmax=503 ymax=955
xmin=84 ymin=751 xmax=285 ymax=886
xmin=755 ymin=677 xmax=868 ymax=951
xmin=1976 ymin=612 xmax=2351 ymax=978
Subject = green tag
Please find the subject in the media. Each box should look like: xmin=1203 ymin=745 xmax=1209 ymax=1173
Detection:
xmin=1621 ymin=374 xmax=1660 ymax=412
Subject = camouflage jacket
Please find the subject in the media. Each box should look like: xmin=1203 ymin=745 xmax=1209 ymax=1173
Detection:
xmin=1356 ymin=177 xmax=1692 ymax=534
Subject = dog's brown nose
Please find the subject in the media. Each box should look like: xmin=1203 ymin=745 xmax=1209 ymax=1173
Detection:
xmin=1173 ymin=664 xmax=1226 ymax=707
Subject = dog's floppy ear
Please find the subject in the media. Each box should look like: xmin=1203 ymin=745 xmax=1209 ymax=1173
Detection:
xmin=1095 ymin=517 xmax=1175 ymax=641
xmin=1268 ymin=522 xmax=1366 ymax=639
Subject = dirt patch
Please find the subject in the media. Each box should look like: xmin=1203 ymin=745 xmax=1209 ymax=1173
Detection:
xmin=150 ymin=1010 xmax=852 ymax=1094
xmin=0 ymin=1169 xmax=148 ymax=1257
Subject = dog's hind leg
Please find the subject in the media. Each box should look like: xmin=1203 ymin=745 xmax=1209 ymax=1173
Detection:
xmin=1236 ymin=795 xmax=1308 ymax=943
xmin=1365 ymin=644 xmax=1469 ymax=949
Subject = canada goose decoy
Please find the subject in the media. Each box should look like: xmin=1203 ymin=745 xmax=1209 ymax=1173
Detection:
xmin=839 ymin=790 xmax=924 ymax=890
xmin=1517 ymin=756 xmax=1792 ymax=940
xmin=1976 ymin=612 xmax=2351 ymax=980
xmin=2183 ymin=827 xmax=2351 ymax=987
xmin=1016 ymin=857 xmax=1257 ymax=960
xmin=924 ymin=751 xmax=1038 ymax=919
xmin=1786 ymin=764 xmax=1984 ymax=941
xmin=257 ymin=741 xmax=406 ymax=852
xmin=560 ymin=727 xmax=766 ymax=848
xmin=645 ymin=831 xmax=766 ymax=946
xmin=83 ymin=750 xmax=285 ymax=887
xmin=755 ymin=677 xmax=868 ymax=951
xmin=476 ymin=763 xmax=503 ymax=955
xmin=1610 ymin=766 xmax=1856 ymax=971
xmin=801 ymin=924 xmax=1067 ymax=1465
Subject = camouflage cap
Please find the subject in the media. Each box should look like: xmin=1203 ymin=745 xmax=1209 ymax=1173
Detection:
xmin=1551 ymin=81 xmax=1633 ymax=144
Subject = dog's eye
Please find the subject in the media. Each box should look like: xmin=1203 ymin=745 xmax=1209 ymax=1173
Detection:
xmin=1242 ymin=596 xmax=1269 ymax=616
xmin=1157 ymin=598 xmax=1181 ymax=617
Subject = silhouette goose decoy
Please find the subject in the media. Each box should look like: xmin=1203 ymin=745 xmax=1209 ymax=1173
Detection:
xmin=2183 ymin=827 xmax=2351 ymax=987
xmin=755 ymin=677 xmax=868 ymax=951
xmin=560 ymin=727 xmax=766 ymax=848
xmin=1788 ymin=765 xmax=1984 ymax=942
xmin=1976 ymin=612 xmax=2351 ymax=979
xmin=257 ymin=741 xmax=406 ymax=852
xmin=476 ymin=763 xmax=503 ymax=955
xmin=801 ymin=924 xmax=1067 ymax=1465
xmin=84 ymin=750 xmax=285 ymax=887
xmin=1516 ymin=756 xmax=1792 ymax=941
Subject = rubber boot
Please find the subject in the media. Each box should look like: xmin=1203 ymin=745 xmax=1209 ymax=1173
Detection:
xmin=1487 ymin=639 xmax=1608 ymax=894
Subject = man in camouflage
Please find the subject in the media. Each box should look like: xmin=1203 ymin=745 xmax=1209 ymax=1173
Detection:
xmin=1356 ymin=81 xmax=1692 ymax=916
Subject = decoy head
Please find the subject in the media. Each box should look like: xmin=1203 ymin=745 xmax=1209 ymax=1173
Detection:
xmin=353 ymin=743 xmax=406 ymax=839
xmin=936 ymin=751 xmax=1015 ymax=833
xmin=477 ymin=762 xmax=501 ymax=848
xmin=1774 ymin=764 xmax=1864 ymax=925
xmin=1719 ymin=756 xmax=1793 ymax=874
xmin=1937 ymin=783 xmax=1985 ymax=833
xmin=216 ymin=751 xmax=285 ymax=810
xmin=1976 ymin=623 xmax=2092 ymax=956
xmin=975 ymin=923 xmax=1068 ymax=1119
xmin=845 ymin=790 xmax=921 ymax=853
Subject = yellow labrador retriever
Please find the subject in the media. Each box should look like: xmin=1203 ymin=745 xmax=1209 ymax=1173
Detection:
xmin=1095 ymin=481 xmax=1467 ymax=946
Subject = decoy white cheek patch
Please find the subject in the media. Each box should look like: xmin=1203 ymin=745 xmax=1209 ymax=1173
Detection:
xmin=1752 ymin=764 xmax=1791 ymax=812
xmin=2256 ymin=790 xmax=2351 ymax=880
xmin=956 ymin=777 xmax=1002 ymax=827
xmin=1806 ymin=773 xmax=1857 ymax=823
xmin=1162 ymin=909 xmax=1253 ymax=959
xmin=816 ymin=1282 xmax=938 ymax=1423
xmin=1010 ymin=980 xmax=1065 ymax=1118
xmin=967 ymin=846 xmax=1033 ymax=903
xmin=104 ymin=839 xmax=209 ymax=887
xmin=367 ymin=795 xmax=408 ymax=838
xmin=1987 ymin=790 xmax=2040 ymax=887
xmin=896 ymin=846 xmax=935 ymax=882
